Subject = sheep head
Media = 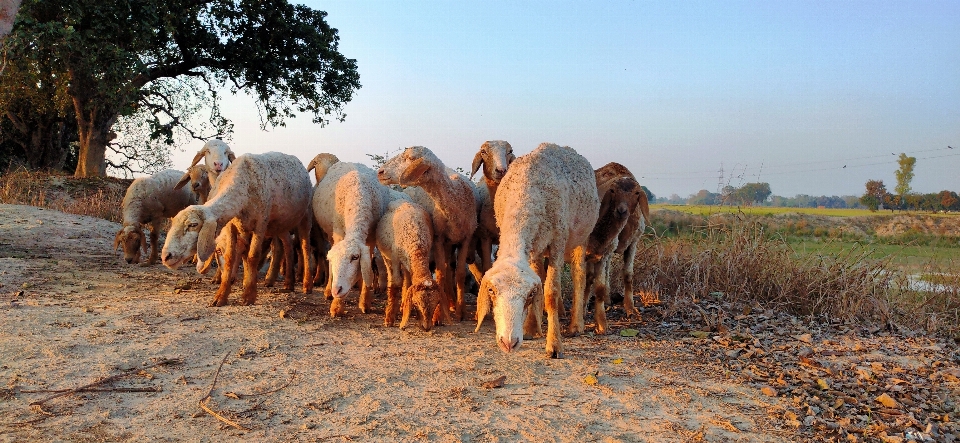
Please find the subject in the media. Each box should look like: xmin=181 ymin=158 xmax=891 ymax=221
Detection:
xmin=409 ymin=279 xmax=441 ymax=331
xmin=471 ymin=140 xmax=515 ymax=183
xmin=326 ymin=238 xmax=372 ymax=298
xmin=175 ymin=165 xmax=213 ymax=204
xmin=306 ymin=153 xmax=341 ymax=184
xmin=476 ymin=261 xmax=542 ymax=353
xmin=114 ymin=223 xmax=147 ymax=265
xmin=598 ymin=176 xmax=643 ymax=224
xmin=162 ymin=205 xmax=218 ymax=270
xmin=190 ymin=139 xmax=235 ymax=175
xmin=377 ymin=146 xmax=439 ymax=187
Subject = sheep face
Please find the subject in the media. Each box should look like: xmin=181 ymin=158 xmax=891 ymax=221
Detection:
xmin=175 ymin=165 xmax=212 ymax=203
xmin=410 ymin=279 xmax=441 ymax=331
xmin=600 ymin=177 xmax=643 ymax=224
xmin=162 ymin=206 xmax=217 ymax=270
xmin=377 ymin=146 xmax=437 ymax=187
xmin=471 ymin=140 xmax=516 ymax=183
xmin=326 ymin=238 xmax=371 ymax=298
xmin=477 ymin=264 xmax=541 ymax=353
xmin=190 ymin=139 xmax=235 ymax=175
xmin=114 ymin=224 xmax=146 ymax=264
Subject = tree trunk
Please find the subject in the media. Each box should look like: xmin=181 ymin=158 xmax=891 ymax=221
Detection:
xmin=72 ymin=96 xmax=116 ymax=178
xmin=0 ymin=0 xmax=21 ymax=39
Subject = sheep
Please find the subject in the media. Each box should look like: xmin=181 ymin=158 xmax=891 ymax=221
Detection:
xmin=197 ymin=220 xmax=247 ymax=285
xmin=189 ymin=139 xmax=236 ymax=178
xmin=376 ymin=197 xmax=442 ymax=331
xmin=595 ymin=162 xmax=651 ymax=318
xmin=161 ymin=152 xmax=314 ymax=306
xmin=474 ymin=143 xmax=599 ymax=358
xmin=378 ymin=146 xmax=478 ymax=324
xmin=570 ymin=165 xmax=645 ymax=335
xmin=469 ymin=140 xmax=516 ymax=280
xmin=311 ymin=161 xmax=392 ymax=317
xmin=306 ymin=153 xmax=341 ymax=184
xmin=174 ymin=164 xmax=215 ymax=204
xmin=114 ymin=169 xmax=198 ymax=265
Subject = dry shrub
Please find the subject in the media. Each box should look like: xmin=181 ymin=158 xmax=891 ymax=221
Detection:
xmin=0 ymin=168 xmax=129 ymax=223
xmin=632 ymin=220 xmax=893 ymax=325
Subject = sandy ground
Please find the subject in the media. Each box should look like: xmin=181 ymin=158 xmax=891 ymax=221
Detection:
xmin=0 ymin=204 xmax=953 ymax=442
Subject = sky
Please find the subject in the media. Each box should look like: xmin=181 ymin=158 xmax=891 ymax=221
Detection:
xmin=164 ymin=0 xmax=960 ymax=199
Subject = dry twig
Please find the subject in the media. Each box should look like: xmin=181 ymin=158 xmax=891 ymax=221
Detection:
xmin=29 ymin=358 xmax=180 ymax=406
xmin=198 ymin=351 xmax=250 ymax=431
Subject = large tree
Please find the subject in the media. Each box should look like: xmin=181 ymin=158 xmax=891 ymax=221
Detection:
xmin=5 ymin=0 xmax=360 ymax=177
xmin=894 ymin=153 xmax=916 ymax=198
xmin=860 ymin=179 xmax=889 ymax=212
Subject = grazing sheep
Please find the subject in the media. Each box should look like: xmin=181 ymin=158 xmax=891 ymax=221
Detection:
xmin=114 ymin=169 xmax=198 ymax=265
xmin=475 ymin=143 xmax=599 ymax=358
xmin=312 ymin=161 xmax=392 ymax=317
xmin=469 ymin=140 xmax=516 ymax=280
xmin=571 ymin=166 xmax=644 ymax=335
xmin=376 ymin=197 xmax=441 ymax=331
xmin=306 ymin=153 xmax=341 ymax=184
xmin=174 ymin=164 xmax=215 ymax=204
xmin=189 ymin=139 xmax=236 ymax=178
xmin=161 ymin=152 xmax=314 ymax=306
xmin=378 ymin=146 xmax=478 ymax=324
xmin=595 ymin=162 xmax=650 ymax=317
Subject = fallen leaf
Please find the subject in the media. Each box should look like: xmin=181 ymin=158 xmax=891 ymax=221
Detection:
xmin=875 ymin=393 xmax=898 ymax=408
xmin=279 ymin=309 xmax=288 ymax=319
xmin=620 ymin=329 xmax=639 ymax=337
xmin=795 ymin=333 xmax=812 ymax=344
xmin=584 ymin=373 xmax=599 ymax=386
xmin=817 ymin=378 xmax=830 ymax=390
xmin=224 ymin=392 xmax=240 ymax=400
xmin=481 ymin=375 xmax=506 ymax=389
xmin=612 ymin=358 xmax=623 ymax=364
xmin=761 ymin=386 xmax=777 ymax=397
xmin=689 ymin=331 xmax=709 ymax=339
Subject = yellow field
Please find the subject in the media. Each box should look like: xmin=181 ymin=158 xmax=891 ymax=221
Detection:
xmin=651 ymin=204 xmax=960 ymax=218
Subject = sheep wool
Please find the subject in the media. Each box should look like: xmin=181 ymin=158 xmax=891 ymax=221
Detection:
xmin=115 ymin=169 xmax=197 ymax=266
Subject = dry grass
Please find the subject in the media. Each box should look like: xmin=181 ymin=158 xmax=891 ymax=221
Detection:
xmin=0 ymin=168 xmax=129 ymax=223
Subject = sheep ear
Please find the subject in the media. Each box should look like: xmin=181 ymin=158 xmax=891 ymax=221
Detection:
xmin=174 ymin=171 xmax=191 ymax=190
xmin=190 ymin=149 xmax=206 ymax=167
xmin=470 ymin=152 xmax=484 ymax=179
xmin=474 ymin=277 xmax=491 ymax=333
xmin=113 ymin=230 xmax=123 ymax=250
xmin=400 ymin=158 xmax=430 ymax=183
xmin=360 ymin=245 xmax=374 ymax=290
xmin=507 ymin=152 xmax=516 ymax=164
xmin=598 ymin=187 xmax=614 ymax=218
xmin=226 ymin=149 xmax=236 ymax=163
xmin=638 ymin=190 xmax=650 ymax=224
xmin=197 ymin=218 xmax=218 ymax=262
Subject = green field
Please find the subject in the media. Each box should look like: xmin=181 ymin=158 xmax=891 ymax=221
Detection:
xmin=786 ymin=238 xmax=960 ymax=273
xmin=651 ymin=204 xmax=960 ymax=218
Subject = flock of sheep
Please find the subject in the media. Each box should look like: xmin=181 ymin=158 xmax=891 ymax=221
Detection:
xmin=113 ymin=140 xmax=650 ymax=358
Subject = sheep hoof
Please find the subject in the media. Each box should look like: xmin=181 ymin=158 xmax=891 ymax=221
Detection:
xmin=547 ymin=349 xmax=564 ymax=359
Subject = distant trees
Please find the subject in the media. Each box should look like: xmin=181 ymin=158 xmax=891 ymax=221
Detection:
xmin=894 ymin=153 xmax=916 ymax=197
xmin=860 ymin=180 xmax=890 ymax=212
xmin=688 ymin=189 xmax=720 ymax=205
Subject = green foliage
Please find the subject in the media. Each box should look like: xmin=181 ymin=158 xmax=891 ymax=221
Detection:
xmin=640 ymin=185 xmax=655 ymax=202
xmin=4 ymin=0 xmax=361 ymax=176
xmin=861 ymin=179 xmax=889 ymax=212
xmin=895 ymin=153 xmax=917 ymax=197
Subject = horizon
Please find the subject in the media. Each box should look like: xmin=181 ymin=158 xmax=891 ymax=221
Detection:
xmin=159 ymin=1 xmax=960 ymax=199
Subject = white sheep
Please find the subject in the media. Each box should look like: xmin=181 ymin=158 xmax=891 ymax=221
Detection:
xmin=311 ymin=161 xmax=392 ymax=317
xmin=161 ymin=152 xmax=314 ymax=306
xmin=572 ymin=163 xmax=645 ymax=335
xmin=378 ymin=146 xmax=478 ymax=324
xmin=595 ymin=162 xmax=650 ymax=318
xmin=189 ymin=139 xmax=236 ymax=178
xmin=469 ymin=140 xmax=516 ymax=279
xmin=376 ymin=197 xmax=441 ymax=331
xmin=475 ymin=143 xmax=599 ymax=358
xmin=114 ymin=169 xmax=198 ymax=265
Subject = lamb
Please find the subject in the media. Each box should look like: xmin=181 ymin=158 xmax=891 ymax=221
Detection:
xmin=570 ymin=164 xmax=645 ymax=335
xmin=114 ymin=169 xmax=198 ymax=265
xmin=311 ymin=161 xmax=392 ymax=317
xmin=378 ymin=146 xmax=478 ymax=323
xmin=595 ymin=162 xmax=650 ymax=317
xmin=469 ymin=140 xmax=516 ymax=278
xmin=376 ymin=197 xmax=441 ymax=331
xmin=174 ymin=164 xmax=215 ymax=204
xmin=189 ymin=139 xmax=236 ymax=178
xmin=161 ymin=152 xmax=314 ymax=306
xmin=474 ymin=143 xmax=599 ymax=358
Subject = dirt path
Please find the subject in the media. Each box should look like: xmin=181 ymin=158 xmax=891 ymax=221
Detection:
xmin=0 ymin=204 xmax=955 ymax=442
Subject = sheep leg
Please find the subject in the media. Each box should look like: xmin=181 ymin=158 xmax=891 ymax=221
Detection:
xmin=264 ymin=237 xmax=282 ymax=287
xmin=145 ymin=221 xmax=161 ymax=266
xmin=399 ymin=271 xmax=413 ymax=330
xmin=544 ymin=253 xmax=566 ymax=359
xmin=298 ymin=219 xmax=314 ymax=294
xmin=211 ymin=228 xmax=239 ymax=307
xmin=592 ymin=255 xmax=613 ymax=335
xmin=358 ymin=245 xmax=375 ymax=314
xmin=620 ymin=240 xmax=641 ymax=318
xmin=565 ymin=247 xmax=589 ymax=336
xmin=431 ymin=240 xmax=452 ymax=326
xmin=279 ymin=233 xmax=296 ymax=292
xmin=241 ymin=234 xmax=266 ymax=306
xmin=523 ymin=258 xmax=545 ymax=339
xmin=453 ymin=243 xmax=470 ymax=321
xmin=382 ymin=254 xmax=398 ymax=327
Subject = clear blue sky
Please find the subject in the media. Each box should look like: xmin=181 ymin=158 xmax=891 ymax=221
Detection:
xmin=166 ymin=0 xmax=960 ymax=198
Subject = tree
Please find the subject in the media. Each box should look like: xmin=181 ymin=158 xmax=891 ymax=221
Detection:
xmin=860 ymin=179 xmax=889 ymax=212
xmin=640 ymin=185 xmax=655 ymax=203
xmin=731 ymin=182 xmax=771 ymax=205
xmin=940 ymin=191 xmax=959 ymax=212
xmin=6 ymin=0 xmax=360 ymax=177
xmin=894 ymin=153 xmax=916 ymax=197
xmin=688 ymin=189 xmax=719 ymax=206
xmin=0 ymin=0 xmax=20 ymax=39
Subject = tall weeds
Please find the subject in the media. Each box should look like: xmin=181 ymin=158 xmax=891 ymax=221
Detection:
xmin=0 ymin=168 xmax=128 ymax=223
